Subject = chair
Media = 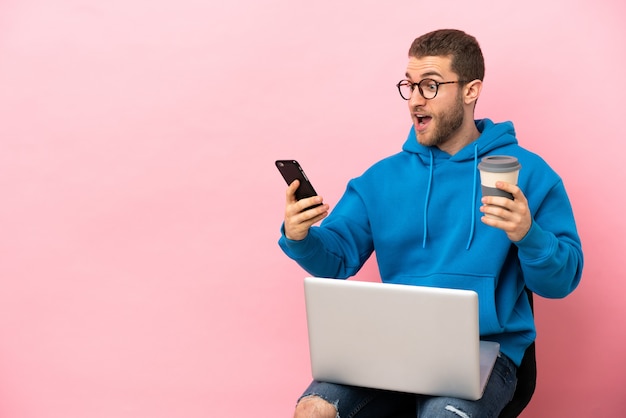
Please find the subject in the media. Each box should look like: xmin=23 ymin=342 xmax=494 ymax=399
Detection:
xmin=498 ymin=288 xmax=536 ymax=418
xmin=389 ymin=289 xmax=536 ymax=418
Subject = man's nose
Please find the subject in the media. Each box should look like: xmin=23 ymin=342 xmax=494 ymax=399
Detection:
xmin=409 ymin=88 xmax=426 ymax=107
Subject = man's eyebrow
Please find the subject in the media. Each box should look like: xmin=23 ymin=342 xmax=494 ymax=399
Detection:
xmin=405 ymin=71 xmax=444 ymax=80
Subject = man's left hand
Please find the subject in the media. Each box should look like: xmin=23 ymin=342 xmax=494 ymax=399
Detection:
xmin=480 ymin=181 xmax=532 ymax=242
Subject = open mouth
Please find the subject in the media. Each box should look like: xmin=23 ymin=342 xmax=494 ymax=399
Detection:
xmin=416 ymin=115 xmax=432 ymax=127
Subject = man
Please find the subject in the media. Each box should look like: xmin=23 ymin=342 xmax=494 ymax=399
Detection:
xmin=279 ymin=29 xmax=583 ymax=418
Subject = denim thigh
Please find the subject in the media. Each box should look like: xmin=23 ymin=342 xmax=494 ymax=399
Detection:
xmin=298 ymin=354 xmax=517 ymax=418
xmin=416 ymin=354 xmax=518 ymax=418
xmin=299 ymin=380 xmax=415 ymax=418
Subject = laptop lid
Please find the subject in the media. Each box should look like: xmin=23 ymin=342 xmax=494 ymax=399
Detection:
xmin=303 ymin=277 xmax=500 ymax=401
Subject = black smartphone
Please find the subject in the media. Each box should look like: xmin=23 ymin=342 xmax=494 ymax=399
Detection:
xmin=275 ymin=160 xmax=321 ymax=209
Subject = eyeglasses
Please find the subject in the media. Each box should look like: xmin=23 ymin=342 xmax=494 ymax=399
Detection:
xmin=396 ymin=78 xmax=468 ymax=100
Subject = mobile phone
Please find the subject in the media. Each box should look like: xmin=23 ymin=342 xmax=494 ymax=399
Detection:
xmin=275 ymin=160 xmax=321 ymax=209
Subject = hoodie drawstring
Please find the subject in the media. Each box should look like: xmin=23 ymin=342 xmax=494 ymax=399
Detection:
xmin=422 ymin=145 xmax=478 ymax=250
xmin=422 ymin=149 xmax=434 ymax=248
xmin=465 ymin=144 xmax=479 ymax=250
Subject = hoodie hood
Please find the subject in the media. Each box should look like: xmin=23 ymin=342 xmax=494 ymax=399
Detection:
xmin=402 ymin=118 xmax=519 ymax=162
xmin=401 ymin=118 xmax=519 ymax=249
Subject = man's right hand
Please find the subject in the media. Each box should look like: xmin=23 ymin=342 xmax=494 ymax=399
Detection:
xmin=284 ymin=180 xmax=329 ymax=241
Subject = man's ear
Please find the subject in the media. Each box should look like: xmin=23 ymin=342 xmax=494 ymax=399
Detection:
xmin=464 ymin=79 xmax=482 ymax=105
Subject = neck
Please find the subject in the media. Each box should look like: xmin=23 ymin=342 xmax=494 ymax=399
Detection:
xmin=438 ymin=116 xmax=480 ymax=156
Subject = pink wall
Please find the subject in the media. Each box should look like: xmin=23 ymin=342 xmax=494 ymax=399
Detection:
xmin=0 ymin=1 xmax=624 ymax=416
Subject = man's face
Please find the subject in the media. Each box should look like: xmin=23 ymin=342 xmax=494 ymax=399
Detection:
xmin=404 ymin=56 xmax=465 ymax=150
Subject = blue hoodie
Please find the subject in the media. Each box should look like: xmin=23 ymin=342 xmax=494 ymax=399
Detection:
xmin=279 ymin=119 xmax=583 ymax=366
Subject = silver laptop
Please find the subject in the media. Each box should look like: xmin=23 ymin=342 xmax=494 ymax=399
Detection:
xmin=303 ymin=277 xmax=500 ymax=401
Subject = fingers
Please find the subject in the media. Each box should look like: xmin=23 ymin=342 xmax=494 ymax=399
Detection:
xmin=285 ymin=180 xmax=326 ymax=215
xmin=481 ymin=182 xmax=526 ymax=209
xmin=284 ymin=202 xmax=329 ymax=241
xmin=284 ymin=181 xmax=329 ymax=241
xmin=480 ymin=182 xmax=531 ymax=242
xmin=285 ymin=179 xmax=300 ymax=204
xmin=496 ymin=181 xmax=527 ymax=203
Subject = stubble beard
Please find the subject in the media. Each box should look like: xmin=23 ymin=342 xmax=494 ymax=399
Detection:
xmin=417 ymin=94 xmax=465 ymax=149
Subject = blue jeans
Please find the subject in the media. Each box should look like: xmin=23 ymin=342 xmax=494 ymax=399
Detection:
xmin=298 ymin=353 xmax=517 ymax=418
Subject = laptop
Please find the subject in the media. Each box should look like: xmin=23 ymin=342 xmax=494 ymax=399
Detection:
xmin=303 ymin=277 xmax=500 ymax=401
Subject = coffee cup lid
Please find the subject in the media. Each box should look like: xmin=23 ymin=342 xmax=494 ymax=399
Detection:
xmin=478 ymin=155 xmax=521 ymax=172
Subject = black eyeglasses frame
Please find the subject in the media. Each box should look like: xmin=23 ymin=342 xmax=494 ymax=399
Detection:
xmin=396 ymin=78 xmax=469 ymax=100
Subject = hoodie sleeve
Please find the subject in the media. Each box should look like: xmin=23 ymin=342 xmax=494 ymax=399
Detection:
xmin=515 ymin=179 xmax=584 ymax=298
xmin=278 ymin=180 xmax=374 ymax=279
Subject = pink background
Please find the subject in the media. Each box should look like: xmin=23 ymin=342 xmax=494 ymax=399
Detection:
xmin=0 ymin=1 xmax=624 ymax=416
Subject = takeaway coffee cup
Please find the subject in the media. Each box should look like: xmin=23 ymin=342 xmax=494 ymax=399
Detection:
xmin=478 ymin=155 xmax=522 ymax=201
